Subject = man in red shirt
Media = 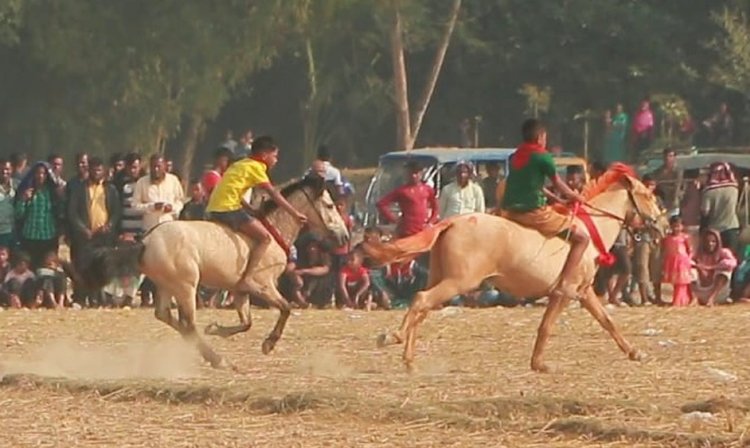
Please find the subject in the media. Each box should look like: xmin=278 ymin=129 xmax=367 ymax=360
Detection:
xmin=376 ymin=160 xmax=438 ymax=237
xmin=201 ymin=147 xmax=233 ymax=196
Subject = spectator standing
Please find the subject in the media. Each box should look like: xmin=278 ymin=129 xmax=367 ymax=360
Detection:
xmin=236 ymin=129 xmax=253 ymax=156
xmin=113 ymin=153 xmax=145 ymax=240
xmin=632 ymin=99 xmax=654 ymax=158
xmin=14 ymin=162 xmax=60 ymax=268
xmin=133 ymin=154 xmax=184 ymax=233
xmin=680 ymin=170 xmax=706 ymax=252
xmin=108 ymin=153 xmax=125 ymax=180
xmin=67 ymin=157 xmax=122 ymax=306
xmin=602 ymin=104 xmax=628 ymax=164
xmin=133 ymin=154 xmax=184 ymax=306
xmin=703 ymin=102 xmax=734 ymax=146
xmin=701 ymin=162 xmax=740 ymax=256
xmin=633 ymin=175 xmax=664 ymax=305
xmin=0 ymin=159 xmax=16 ymax=249
xmin=180 ymin=179 xmax=207 ymax=221
xmin=649 ymin=148 xmax=681 ymax=213
xmin=65 ymin=153 xmax=90 ymax=201
xmin=201 ymin=147 xmax=233 ymax=197
xmin=310 ymin=145 xmax=344 ymax=197
xmin=662 ymin=216 xmax=694 ymax=306
xmin=220 ymin=129 xmax=238 ymax=154
xmin=439 ymin=161 xmax=485 ymax=218
xmin=481 ymin=162 xmax=502 ymax=211
xmin=9 ymin=153 xmax=28 ymax=185
xmin=376 ymin=160 xmax=437 ymax=238
xmin=47 ymin=154 xmax=65 ymax=187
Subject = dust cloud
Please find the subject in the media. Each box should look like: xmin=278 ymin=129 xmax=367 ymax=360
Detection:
xmin=0 ymin=338 xmax=200 ymax=381
xmin=297 ymin=350 xmax=353 ymax=378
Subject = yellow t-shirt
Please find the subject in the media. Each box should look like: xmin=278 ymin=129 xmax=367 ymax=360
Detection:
xmin=206 ymin=158 xmax=270 ymax=213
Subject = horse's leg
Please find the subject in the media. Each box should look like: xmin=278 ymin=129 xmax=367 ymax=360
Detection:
xmin=401 ymin=279 xmax=464 ymax=371
xmin=530 ymin=292 xmax=572 ymax=373
xmin=170 ymin=282 xmax=225 ymax=369
xmin=378 ymin=252 xmax=444 ymax=348
xmin=153 ymin=286 xmax=181 ymax=333
xmin=251 ymin=283 xmax=292 ymax=355
xmin=580 ymin=286 xmax=642 ymax=361
xmin=204 ymin=292 xmax=252 ymax=338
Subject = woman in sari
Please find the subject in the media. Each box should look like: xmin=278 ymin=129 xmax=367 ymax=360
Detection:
xmin=603 ymin=104 xmax=629 ymax=164
xmin=692 ymin=229 xmax=737 ymax=306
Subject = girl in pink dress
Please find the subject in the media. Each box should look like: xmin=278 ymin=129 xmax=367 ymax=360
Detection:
xmin=662 ymin=216 xmax=694 ymax=306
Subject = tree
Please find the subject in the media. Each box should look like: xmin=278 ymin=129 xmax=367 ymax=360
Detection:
xmin=388 ymin=0 xmax=462 ymax=150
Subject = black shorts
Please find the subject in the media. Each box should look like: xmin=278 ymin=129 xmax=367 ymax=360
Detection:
xmin=208 ymin=209 xmax=254 ymax=231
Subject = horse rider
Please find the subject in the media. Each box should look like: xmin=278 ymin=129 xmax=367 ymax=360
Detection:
xmin=501 ymin=119 xmax=589 ymax=298
xmin=206 ymin=136 xmax=308 ymax=283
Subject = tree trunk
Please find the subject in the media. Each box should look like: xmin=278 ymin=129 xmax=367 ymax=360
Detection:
xmin=301 ymin=37 xmax=320 ymax=171
xmin=389 ymin=1 xmax=411 ymax=151
xmin=179 ymin=113 xmax=205 ymax=189
xmin=407 ymin=0 xmax=462 ymax=150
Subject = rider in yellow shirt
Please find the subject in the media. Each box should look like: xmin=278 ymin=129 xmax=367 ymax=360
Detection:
xmin=207 ymin=136 xmax=307 ymax=283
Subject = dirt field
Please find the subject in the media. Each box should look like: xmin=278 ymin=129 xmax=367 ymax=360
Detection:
xmin=1 ymin=305 xmax=750 ymax=447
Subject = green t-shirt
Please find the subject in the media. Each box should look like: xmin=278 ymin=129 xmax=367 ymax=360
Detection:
xmin=502 ymin=152 xmax=557 ymax=211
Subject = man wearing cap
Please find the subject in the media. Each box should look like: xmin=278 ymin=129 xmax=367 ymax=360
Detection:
xmin=439 ymin=161 xmax=485 ymax=219
xmin=377 ymin=160 xmax=437 ymax=237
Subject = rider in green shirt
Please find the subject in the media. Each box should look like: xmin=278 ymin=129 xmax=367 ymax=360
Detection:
xmin=502 ymin=119 xmax=589 ymax=298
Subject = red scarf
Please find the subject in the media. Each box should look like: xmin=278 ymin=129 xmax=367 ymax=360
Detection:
xmin=572 ymin=203 xmax=616 ymax=267
xmin=510 ymin=142 xmax=547 ymax=170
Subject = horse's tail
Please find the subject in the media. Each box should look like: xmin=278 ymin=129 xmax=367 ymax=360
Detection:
xmin=71 ymin=242 xmax=146 ymax=291
xmin=362 ymin=220 xmax=454 ymax=267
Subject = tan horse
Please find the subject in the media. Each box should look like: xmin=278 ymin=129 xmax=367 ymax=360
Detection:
xmin=75 ymin=175 xmax=349 ymax=368
xmin=363 ymin=165 xmax=667 ymax=372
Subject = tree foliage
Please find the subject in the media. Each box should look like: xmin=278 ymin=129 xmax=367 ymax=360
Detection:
xmin=0 ymin=0 xmax=739 ymax=179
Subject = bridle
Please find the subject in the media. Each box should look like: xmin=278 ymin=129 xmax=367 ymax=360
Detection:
xmin=577 ymin=187 xmax=664 ymax=239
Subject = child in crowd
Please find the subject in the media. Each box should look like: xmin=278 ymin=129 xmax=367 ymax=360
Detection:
xmin=330 ymin=197 xmax=353 ymax=306
xmin=34 ymin=251 xmax=67 ymax=308
xmin=337 ymin=249 xmax=371 ymax=310
xmin=4 ymin=251 xmax=35 ymax=308
xmin=662 ymin=215 xmax=694 ymax=306
xmin=179 ymin=179 xmax=207 ymax=221
xmin=357 ymin=226 xmax=391 ymax=309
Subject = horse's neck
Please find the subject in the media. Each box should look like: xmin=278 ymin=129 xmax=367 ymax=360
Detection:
xmin=264 ymin=206 xmax=301 ymax=250
xmin=586 ymin=189 xmax=630 ymax=249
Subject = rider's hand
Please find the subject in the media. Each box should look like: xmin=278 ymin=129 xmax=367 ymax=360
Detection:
xmin=570 ymin=193 xmax=586 ymax=204
xmin=295 ymin=212 xmax=308 ymax=224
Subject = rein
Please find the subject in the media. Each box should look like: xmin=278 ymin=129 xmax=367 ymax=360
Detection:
xmin=257 ymin=186 xmax=326 ymax=257
xmin=567 ymin=189 xmax=656 ymax=267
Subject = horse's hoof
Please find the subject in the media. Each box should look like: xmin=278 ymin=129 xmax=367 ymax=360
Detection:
xmin=209 ymin=357 xmax=226 ymax=369
xmin=261 ymin=339 xmax=275 ymax=355
xmin=629 ymin=349 xmax=645 ymax=362
xmin=204 ymin=322 xmax=219 ymax=336
xmin=531 ymin=361 xmax=552 ymax=373
xmin=404 ymin=361 xmax=416 ymax=374
xmin=376 ymin=333 xmax=389 ymax=348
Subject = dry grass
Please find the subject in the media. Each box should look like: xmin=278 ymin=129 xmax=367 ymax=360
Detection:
xmin=2 ymin=305 xmax=750 ymax=447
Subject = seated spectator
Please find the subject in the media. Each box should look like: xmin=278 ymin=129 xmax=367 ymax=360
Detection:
xmin=290 ymin=239 xmax=332 ymax=308
xmin=180 ymin=179 xmax=207 ymax=221
xmin=330 ymin=197 xmax=353 ymax=304
xmin=0 ymin=246 xmax=11 ymax=306
xmin=692 ymin=229 xmax=737 ymax=306
xmin=34 ymin=250 xmax=66 ymax=309
xmin=337 ymin=250 xmax=371 ymax=310
xmin=4 ymin=251 xmax=35 ymax=308
xmin=357 ymin=226 xmax=391 ymax=309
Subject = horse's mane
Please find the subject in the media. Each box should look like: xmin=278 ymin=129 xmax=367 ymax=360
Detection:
xmin=580 ymin=163 xmax=636 ymax=201
xmin=257 ymin=175 xmax=325 ymax=216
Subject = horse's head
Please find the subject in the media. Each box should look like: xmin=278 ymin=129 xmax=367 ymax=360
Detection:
xmin=292 ymin=175 xmax=350 ymax=247
xmin=622 ymin=174 xmax=669 ymax=237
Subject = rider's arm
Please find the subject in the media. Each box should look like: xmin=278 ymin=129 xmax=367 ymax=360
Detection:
xmin=550 ymin=175 xmax=585 ymax=203
xmin=258 ymin=183 xmax=303 ymax=218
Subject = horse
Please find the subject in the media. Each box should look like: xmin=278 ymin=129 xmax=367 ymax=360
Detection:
xmin=74 ymin=175 xmax=349 ymax=369
xmin=363 ymin=164 xmax=668 ymax=372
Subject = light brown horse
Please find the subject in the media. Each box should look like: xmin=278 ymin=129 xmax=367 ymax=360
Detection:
xmin=76 ymin=175 xmax=349 ymax=368
xmin=363 ymin=165 xmax=668 ymax=372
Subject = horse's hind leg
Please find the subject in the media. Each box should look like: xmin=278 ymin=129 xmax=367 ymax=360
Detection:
xmin=204 ymin=292 xmax=252 ymax=338
xmin=580 ymin=286 xmax=642 ymax=361
xmin=530 ymin=292 xmax=572 ymax=373
xmin=169 ymin=282 xmax=225 ymax=369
